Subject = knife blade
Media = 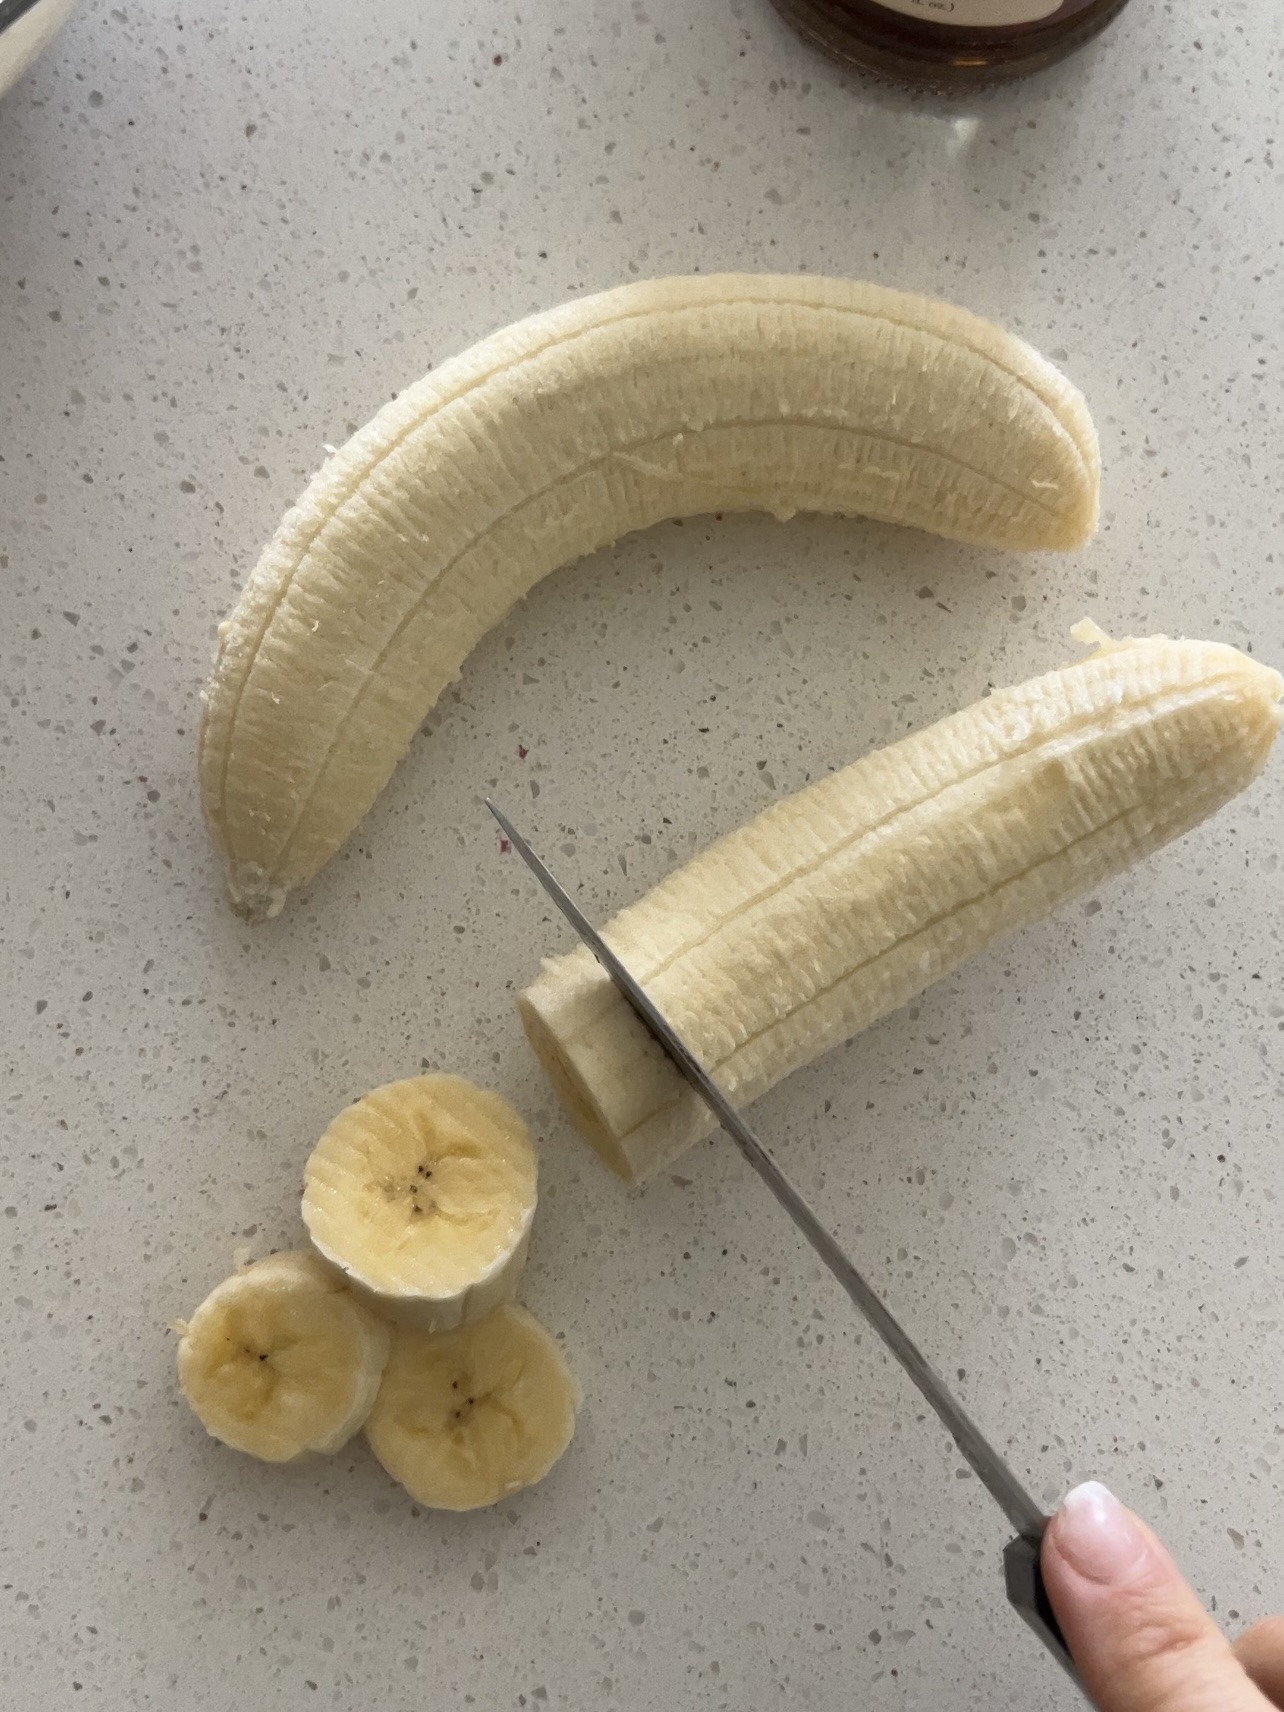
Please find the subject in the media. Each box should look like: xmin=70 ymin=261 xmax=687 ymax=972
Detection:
xmin=489 ymin=799 xmax=1080 ymax=1684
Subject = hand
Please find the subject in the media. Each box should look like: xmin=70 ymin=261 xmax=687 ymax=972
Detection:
xmin=1042 ymin=1482 xmax=1284 ymax=1712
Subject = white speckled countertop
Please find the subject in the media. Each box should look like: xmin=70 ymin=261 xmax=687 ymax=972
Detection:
xmin=2 ymin=2 xmax=1281 ymax=1706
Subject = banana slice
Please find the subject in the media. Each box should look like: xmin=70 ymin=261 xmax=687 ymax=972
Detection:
xmin=364 ymin=1304 xmax=580 ymax=1511
xmin=302 ymin=1074 xmax=537 ymax=1331
xmin=520 ymin=628 xmax=1283 ymax=1182
xmin=200 ymin=273 xmax=1100 ymax=919
xmin=176 ymin=1251 xmax=391 ymax=1461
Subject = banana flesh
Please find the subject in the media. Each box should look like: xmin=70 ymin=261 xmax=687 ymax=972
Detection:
xmin=176 ymin=1251 xmax=392 ymax=1461
xmin=519 ymin=629 xmax=1282 ymax=1183
xmin=199 ymin=274 xmax=1100 ymax=919
xmin=364 ymin=1303 xmax=580 ymax=1511
xmin=302 ymin=1074 xmax=537 ymax=1332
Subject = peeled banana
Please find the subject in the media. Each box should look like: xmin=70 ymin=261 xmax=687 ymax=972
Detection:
xmin=302 ymin=1074 xmax=537 ymax=1331
xmin=199 ymin=273 xmax=1100 ymax=919
xmin=519 ymin=626 xmax=1282 ymax=1183
xmin=176 ymin=1251 xmax=391 ymax=1461
xmin=364 ymin=1304 xmax=580 ymax=1510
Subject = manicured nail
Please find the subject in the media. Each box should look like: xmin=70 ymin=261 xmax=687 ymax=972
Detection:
xmin=1055 ymin=1481 xmax=1150 ymax=1584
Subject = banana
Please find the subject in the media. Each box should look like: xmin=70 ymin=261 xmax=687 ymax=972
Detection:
xmin=364 ymin=1304 xmax=580 ymax=1511
xmin=199 ymin=273 xmax=1100 ymax=920
xmin=519 ymin=626 xmax=1282 ymax=1183
xmin=176 ymin=1250 xmax=391 ymax=1461
xmin=301 ymin=1074 xmax=537 ymax=1331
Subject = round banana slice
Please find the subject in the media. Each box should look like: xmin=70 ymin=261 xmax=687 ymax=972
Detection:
xmin=176 ymin=1251 xmax=391 ymax=1462
xmin=364 ymin=1304 xmax=580 ymax=1511
xmin=302 ymin=1074 xmax=537 ymax=1331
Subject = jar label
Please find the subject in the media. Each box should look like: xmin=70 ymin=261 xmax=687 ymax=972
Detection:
xmin=874 ymin=0 xmax=1063 ymax=21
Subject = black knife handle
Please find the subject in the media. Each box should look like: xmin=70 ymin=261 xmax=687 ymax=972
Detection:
xmin=1004 ymin=1528 xmax=1084 ymax=1691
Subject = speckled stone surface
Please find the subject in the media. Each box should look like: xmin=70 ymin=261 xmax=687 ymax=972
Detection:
xmin=2 ymin=2 xmax=1281 ymax=1706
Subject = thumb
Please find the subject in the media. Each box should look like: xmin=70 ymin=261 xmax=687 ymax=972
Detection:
xmin=1041 ymin=1482 xmax=1271 ymax=1712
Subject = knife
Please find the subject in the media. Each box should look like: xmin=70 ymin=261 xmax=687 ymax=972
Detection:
xmin=488 ymin=799 xmax=1080 ymax=1687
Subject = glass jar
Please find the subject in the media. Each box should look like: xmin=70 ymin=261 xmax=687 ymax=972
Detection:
xmin=770 ymin=0 xmax=1135 ymax=87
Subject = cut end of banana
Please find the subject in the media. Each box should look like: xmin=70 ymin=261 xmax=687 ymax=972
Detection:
xmin=520 ymin=632 xmax=1281 ymax=1183
xmin=364 ymin=1303 xmax=580 ymax=1511
xmin=176 ymin=1251 xmax=392 ymax=1462
xmin=302 ymin=1075 xmax=538 ymax=1331
xmin=517 ymin=991 xmax=637 ymax=1180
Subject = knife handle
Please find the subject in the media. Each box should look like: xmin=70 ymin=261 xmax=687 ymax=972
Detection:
xmin=1004 ymin=1527 xmax=1083 ymax=1689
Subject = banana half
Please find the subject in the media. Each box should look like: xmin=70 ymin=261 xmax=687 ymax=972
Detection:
xmin=176 ymin=1251 xmax=391 ymax=1461
xmin=302 ymin=1074 xmax=537 ymax=1331
xmin=364 ymin=1304 xmax=580 ymax=1511
xmin=200 ymin=273 xmax=1100 ymax=919
xmin=520 ymin=629 xmax=1282 ymax=1183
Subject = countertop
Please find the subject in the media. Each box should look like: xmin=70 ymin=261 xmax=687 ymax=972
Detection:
xmin=2 ymin=2 xmax=1281 ymax=1707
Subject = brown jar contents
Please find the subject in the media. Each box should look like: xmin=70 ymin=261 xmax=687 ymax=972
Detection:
xmin=770 ymin=0 xmax=1135 ymax=86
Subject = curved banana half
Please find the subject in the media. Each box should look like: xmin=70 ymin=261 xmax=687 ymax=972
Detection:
xmin=519 ymin=628 xmax=1282 ymax=1183
xmin=200 ymin=274 xmax=1099 ymax=919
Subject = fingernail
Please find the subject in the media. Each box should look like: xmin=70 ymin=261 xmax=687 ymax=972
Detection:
xmin=1055 ymin=1481 xmax=1150 ymax=1584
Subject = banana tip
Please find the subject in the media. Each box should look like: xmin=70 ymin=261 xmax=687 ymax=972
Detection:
xmin=226 ymin=864 xmax=288 ymax=923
